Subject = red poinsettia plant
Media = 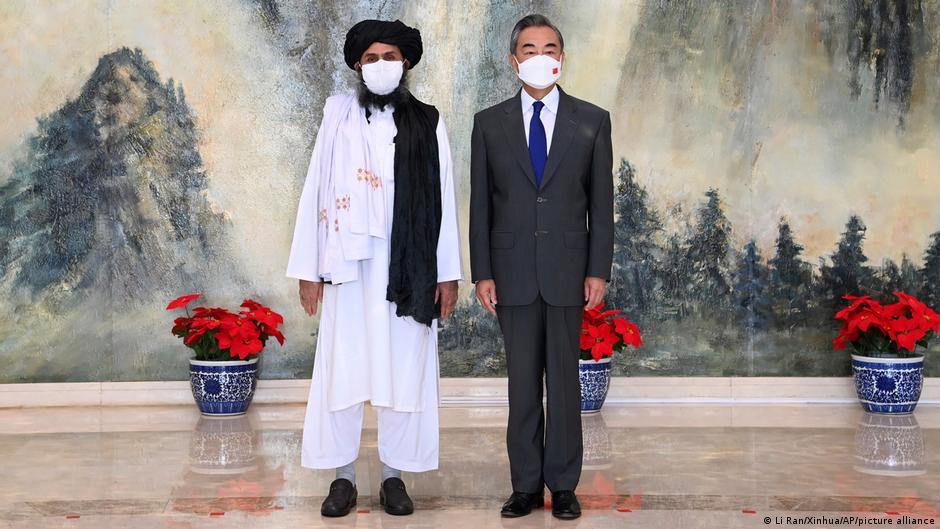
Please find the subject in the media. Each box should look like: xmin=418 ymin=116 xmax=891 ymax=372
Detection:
xmin=833 ymin=292 xmax=939 ymax=358
xmin=166 ymin=293 xmax=285 ymax=361
xmin=580 ymin=304 xmax=643 ymax=362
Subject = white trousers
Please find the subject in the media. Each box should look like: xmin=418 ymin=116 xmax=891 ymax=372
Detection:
xmin=300 ymin=400 xmax=440 ymax=472
xmin=300 ymin=346 xmax=440 ymax=472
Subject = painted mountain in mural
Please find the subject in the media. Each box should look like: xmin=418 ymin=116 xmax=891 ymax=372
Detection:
xmin=0 ymin=47 xmax=230 ymax=309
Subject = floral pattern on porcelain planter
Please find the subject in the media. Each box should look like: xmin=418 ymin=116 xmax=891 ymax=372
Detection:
xmin=189 ymin=358 xmax=259 ymax=416
xmin=851 ymin=355 xmax=923 ymax=414
xmin=579 ymin=358 xmax=612 ymax=413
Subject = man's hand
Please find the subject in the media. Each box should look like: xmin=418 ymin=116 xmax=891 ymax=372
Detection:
xmin=584 ymin=277 xmax=606 ymax=309
xmin=475 ymin=279 xmax=498 ymax=316
xmin=299 ymin=279 xmax=324 ymax=316
xmin=436 ymin=280 xmax=459 ymax=321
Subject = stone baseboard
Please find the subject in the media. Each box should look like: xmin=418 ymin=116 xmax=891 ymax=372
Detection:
xmin=1 ymin=377 xmax=938 ymax=408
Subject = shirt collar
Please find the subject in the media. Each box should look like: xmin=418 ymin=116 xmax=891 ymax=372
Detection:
xmin=520 ymin=85 xmax=559 ymax=115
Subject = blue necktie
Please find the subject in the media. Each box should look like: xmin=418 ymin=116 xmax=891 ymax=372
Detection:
xmin=528 ymin=100 xmax=547 ymax=187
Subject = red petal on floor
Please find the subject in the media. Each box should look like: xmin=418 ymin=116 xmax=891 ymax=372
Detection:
xmin=617 ymin=508 xmax=632 ymax=512
xmin=210 ymin=512 xmax=225 ymax=516
xmin=742 ymin=509 xmax=757 ymax=514
xmin=65 ymin=515 xmax=80 ymax=519
xmin=357 ymin=509 xmax=370 ymax=514
xmin=885 ymin=512 xmax=901 ymax=515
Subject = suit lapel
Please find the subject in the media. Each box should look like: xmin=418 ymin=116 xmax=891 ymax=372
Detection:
xmin=539 ymin=89 xmax=577 ymax=190
xmin=500 ymin=92 xmax=537 ymax=188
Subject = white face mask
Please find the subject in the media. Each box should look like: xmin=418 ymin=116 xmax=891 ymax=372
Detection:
xmin=514 ymin=54 xmax=562 ymax=90
xmin=360 ymin=59 xmax=404 ymax=95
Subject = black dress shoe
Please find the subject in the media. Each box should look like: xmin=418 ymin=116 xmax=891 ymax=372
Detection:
xmin=321 ymin=478 xmax=357 ymax=517
xmin=551 ymin=490 xmax=581 ymax=520
xmin=500 ymin=491 xmax=544 ymax=518
xmin=380 ymin=477 xmax=414 ymax=515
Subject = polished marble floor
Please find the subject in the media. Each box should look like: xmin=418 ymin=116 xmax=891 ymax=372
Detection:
xmin=1 ymin=403 xmax=939 ymax=528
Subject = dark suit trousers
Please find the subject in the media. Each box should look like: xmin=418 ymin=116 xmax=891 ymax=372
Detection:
xmin=496 ymin=293 xmax=583 ymax=493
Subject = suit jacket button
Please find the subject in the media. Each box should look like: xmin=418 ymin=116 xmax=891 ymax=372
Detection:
xmin=537 ymin=197 xmax=546 ymax=203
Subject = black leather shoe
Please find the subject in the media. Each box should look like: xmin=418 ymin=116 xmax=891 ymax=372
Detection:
xmin=500 ymin=491 xmax=544 ymax=518
xmin=551 ymin=490 xmax=581 ymax=520
xmin=321 ymin=478 xmax=357 ymax=517
xmin=380 ymin=477 xmax=414 ymax=515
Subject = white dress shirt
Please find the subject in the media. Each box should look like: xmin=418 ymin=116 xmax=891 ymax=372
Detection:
xmin=521 ymin=85 xmax=559 ymax=151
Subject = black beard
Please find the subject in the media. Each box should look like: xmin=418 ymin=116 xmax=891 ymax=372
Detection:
xmin=357 ymin=71 xmax=410 ymax=111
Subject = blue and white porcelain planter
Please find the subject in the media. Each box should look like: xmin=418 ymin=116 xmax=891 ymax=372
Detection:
xmin=189 ymin=358 xmax=259 ymax=416
xmin=579 ymin=357 xmax=612 ymax=414
xmin=851 ymin=354 xmax=924 ymax=414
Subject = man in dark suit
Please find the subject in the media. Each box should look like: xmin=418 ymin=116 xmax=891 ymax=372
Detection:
xmin=469 ymin=13 xmax=614 ymax=521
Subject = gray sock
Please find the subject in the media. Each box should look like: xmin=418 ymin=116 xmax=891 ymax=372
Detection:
xmin=335 ymin=461 xmax=356 ymax=485
xmin=382 ymin=462 xmax=402 ymax=482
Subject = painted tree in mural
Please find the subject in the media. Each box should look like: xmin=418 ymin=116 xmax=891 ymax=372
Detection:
xmin=733 ymin=240 xmax=771 ymax=331
xmin=685 ymin=189 xmax=734 ymax=314
xmin=438 ymin=295 xmax=505 ymax=376
xmin=921 ymin=231 xmax=940 ymax=309
xmin=768 ymin=219 xmax=813 ymax=328
xmin=657 ymin=231 xmax=692 ymax=319
xmin=877 ymin=255 xmax=921 ymax=299
xmin=608 ymin=159 xmax=663 ymax=318
xmin=898 ymin=256 xmax=922 ymax=295
xmin=818 ymin=215 xmax=873 ymax=311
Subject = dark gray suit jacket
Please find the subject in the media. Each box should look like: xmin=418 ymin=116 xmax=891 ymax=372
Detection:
xmin=469 ymin=88 xmax=614 ymax=307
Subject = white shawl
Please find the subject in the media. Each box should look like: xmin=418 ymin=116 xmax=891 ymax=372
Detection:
xmin=287 ymin=93 xmax=387 ymax=284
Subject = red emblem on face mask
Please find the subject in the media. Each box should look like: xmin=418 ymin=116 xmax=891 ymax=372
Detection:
xmin=552 ymin=67 xmax=559 ymax=74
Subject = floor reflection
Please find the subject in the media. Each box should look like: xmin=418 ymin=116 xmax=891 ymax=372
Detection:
xmin=1 ymin=404 xmax=938 ymax=528
xmin=189 ymin=415 xmax=259 ymax=474
xmin=582 ymin=412 xmax=611 ymax=471
xmin=854 ymin=412 xmax=927 ymax=477
xmin=171 ymin=414 xmax=287 ymax=516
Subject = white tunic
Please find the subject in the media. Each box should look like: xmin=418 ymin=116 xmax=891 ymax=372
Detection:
xmin=288 ymin=102 xmax=463 ymax=414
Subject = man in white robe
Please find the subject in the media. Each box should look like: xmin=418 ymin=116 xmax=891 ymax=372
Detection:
xmin=285 ymin=19 xmax=462 ymax=518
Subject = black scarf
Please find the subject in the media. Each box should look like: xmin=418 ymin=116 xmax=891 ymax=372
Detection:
xmin=385 ymin=93 xmax=442 ymax=326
